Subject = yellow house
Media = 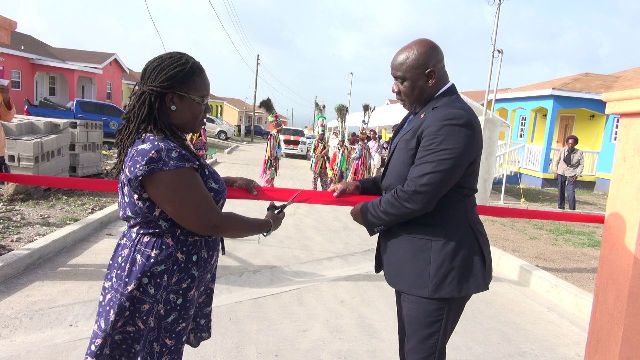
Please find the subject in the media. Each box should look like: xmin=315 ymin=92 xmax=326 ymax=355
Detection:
xmin=208 ymin=95 xmax=268 ymax=130
xmin=121 ymin=69 xmax=140 ymax=108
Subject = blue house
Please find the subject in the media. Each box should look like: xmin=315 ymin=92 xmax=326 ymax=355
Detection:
xmin=464 ymin=67 xmax=640 ymax=193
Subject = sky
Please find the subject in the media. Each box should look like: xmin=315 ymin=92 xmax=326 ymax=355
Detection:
xmin=3 ymin=0 xmax=639 ymax=126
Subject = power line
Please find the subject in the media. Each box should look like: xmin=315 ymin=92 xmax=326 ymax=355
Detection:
xmin=214 ymin=0 xmax=312 ymax=105
xmin=206 ymin=0 xmax=253 ymax=71
xmin=205 ymin=0 xmax=311 ymax=112
xmin=144 ymin=0 xmax=166 ymax=52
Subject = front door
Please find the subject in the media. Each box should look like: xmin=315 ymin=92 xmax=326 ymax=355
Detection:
xmin=556 ymin=115 xmax=575 ymax=148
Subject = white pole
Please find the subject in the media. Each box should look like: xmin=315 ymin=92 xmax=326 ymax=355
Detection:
xmin=500 ymin=125 xmax=512 ymax=204
xmin=481 ymin=0 xmax=503 ymax=128
xmin=491 ymin=49 xmax=504 ymax=114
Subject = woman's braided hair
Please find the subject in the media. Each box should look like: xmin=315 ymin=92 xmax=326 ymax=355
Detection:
xmin=111 ymin=51 xmax=205 ymax=177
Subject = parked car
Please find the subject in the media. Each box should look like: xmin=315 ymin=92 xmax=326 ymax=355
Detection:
xmin=205 ymin=116 xmax=235 ymax=141
xmin=305 ymin=134 xmax=316 ymax=159
xmin=24 ymin=98 xmax=123 ymax=138
xmin=280 ymin=127 xmax=308 ymax=158
xmin=244 ymin=124 xmax=270 ymax=139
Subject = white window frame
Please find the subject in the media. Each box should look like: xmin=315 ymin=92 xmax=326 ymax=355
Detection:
xmin=48 ymin=75 xmax=56 ymax=97
xmin=517 ymin=115 xmax=527 ymax=140
xmin=106 ymin=81 xmax=112 ymax=101
xmin=611 ymin=116 xmax=620 ymax=143
xmin=10 ymin=70 xmax=21 ymax=90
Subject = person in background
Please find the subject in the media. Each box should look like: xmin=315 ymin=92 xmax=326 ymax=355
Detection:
xmin=368 ymin=129 xmax=383 ymax=175
xmin=259 ymin=114 xmax=284 ymax=187
xmin=310 ymin=131 xmax=330 ymax=190
xmin=347 ymin=130 xmax=372 ymax=181
xmin=348 ymin=132 xmax=358 ymax=146
xmin=553 ymin=134 xmax=584 ymax=210
xmin=0 ymin=80 xmax=16 ymax=179
xmin=188 ymin=126 xmax=209 ymax=159
xmin=85 ymin=52 xmax=286 ymax=359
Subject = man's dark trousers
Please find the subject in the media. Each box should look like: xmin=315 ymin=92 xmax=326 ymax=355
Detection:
xmin=558 ymin=175 xmax=576 ymax=210
xmin=396 ymin=291 xmax=471 ymax=360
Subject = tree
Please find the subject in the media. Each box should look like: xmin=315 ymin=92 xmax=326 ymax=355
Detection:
xmin=335 ymin=103 xmax=349 ymax=140
xmin=258 ymin=97 xmax=276 ymax=115
xmin=362 ymin=103 xmax=372 ymax=128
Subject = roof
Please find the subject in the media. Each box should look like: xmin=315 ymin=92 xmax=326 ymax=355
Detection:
xmin=123 ymin=68 xmax=141 ymax=83
xmin=607 ymin=67 xmax=640 ymax=92
xmin=1 ymin=30 xmax=127 ymax=71
xmin=500 ymin=72 xmax=616 ymax=96
xmin=459 ymin=90 xmax=488 ymax=104
xmin=459 ymin=67 xmax=640 ymax=102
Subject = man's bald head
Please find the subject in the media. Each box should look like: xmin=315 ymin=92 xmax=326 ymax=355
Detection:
xmin=390 ymin=38 xmax=450 ymax=112
xmin=393 ymin=38 xmax=447 ymax=80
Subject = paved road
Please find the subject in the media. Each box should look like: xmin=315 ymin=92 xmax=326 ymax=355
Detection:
xmin=0 ymin=143 xmax=588 ymax=359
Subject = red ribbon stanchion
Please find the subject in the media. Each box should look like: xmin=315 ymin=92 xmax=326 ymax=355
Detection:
xmin=0 ymin=173 xmax=605 ymax=224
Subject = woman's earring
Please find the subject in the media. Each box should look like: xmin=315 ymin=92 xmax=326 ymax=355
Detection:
xmin=170 ymin=105 xmax=177 ymax=111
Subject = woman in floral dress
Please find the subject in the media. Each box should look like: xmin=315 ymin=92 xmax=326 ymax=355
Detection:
xmin=85 ymin=52 xmax=285 ymax=360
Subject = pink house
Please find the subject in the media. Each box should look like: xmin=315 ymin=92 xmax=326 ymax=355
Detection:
xmin=0 ymin=18 xmax=128 ymax=114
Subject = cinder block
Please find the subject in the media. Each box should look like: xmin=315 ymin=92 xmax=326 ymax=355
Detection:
xmin=70 ymin=152 xmax=102 ymax=166
xmin=70 ymin=129 xmax=88 ymax=143
xmin=87 ymin=130 xmax=103 ymax=144
xmin=69 ymin=163 xmax=103 ymax=177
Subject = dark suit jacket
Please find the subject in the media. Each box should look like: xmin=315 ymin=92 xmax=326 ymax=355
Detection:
xmin=359 ymin=84 xmax=492 ymax=298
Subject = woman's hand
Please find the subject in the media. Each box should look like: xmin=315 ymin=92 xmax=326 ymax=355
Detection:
xmin=265 ymin=202 xmax=285 ymax=233
xmin=225 ymin=177 xmax=259 ymax=195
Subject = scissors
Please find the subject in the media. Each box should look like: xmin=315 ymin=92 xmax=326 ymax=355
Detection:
xmin=267 ymin=190 xmax=302 ymax=214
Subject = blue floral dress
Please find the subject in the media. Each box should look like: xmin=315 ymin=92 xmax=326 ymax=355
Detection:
xmin=85 ymin=134 xmax=226 ymax=359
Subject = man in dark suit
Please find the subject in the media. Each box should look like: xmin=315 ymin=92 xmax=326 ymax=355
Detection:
xmin=330 ymin=38 xmax=492 ymax=360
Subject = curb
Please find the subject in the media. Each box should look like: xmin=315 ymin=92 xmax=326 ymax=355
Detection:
xmin=491 ymin=246 xmax=593 ymax=320
xmin=224 ymin=144 xmax=239 ymax=154
xmin=0 ymin=204 xmax=119 ymax=283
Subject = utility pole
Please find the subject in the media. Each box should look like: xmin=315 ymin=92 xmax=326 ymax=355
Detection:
xmin=347 ymin=72 xmax=354 ymax=113
xmin=481 ymin=0 xmax=504 ymax=127
xmin=291 ymin=107 xmax=294 ymax=127
xmin=251 ymin=54 xmax=260 ymax=142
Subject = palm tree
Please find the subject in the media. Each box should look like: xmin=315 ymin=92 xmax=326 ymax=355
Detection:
xmin=335 ymin=103 xmax=349 ymax=140
xmin=362 ymin=103 xmax=371 ymax=128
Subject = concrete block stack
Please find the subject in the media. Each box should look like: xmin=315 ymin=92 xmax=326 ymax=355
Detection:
xmin=2 ymin=116 xmax=104 ymax=177
xmin=66 ymin=120 xmax=103 ymax=177
xmin=2 ymin=120 xmax=71 ymax=176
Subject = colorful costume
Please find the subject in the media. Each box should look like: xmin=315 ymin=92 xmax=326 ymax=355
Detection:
xmin=259 ymin=113 xmax=283 ymax=187
xmin=330 ymin=143 xmax=350 ymax=185
xmin=310 ymin=135 xmax=330 ymax=191
xmin=187 ymin=127 xmax=208 ymax=159
xmin=348 ymin=138 xmax=372 ymax=181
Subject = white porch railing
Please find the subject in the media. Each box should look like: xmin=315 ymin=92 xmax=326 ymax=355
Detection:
xmin=522 ymin=144 xmax=544 ymax=171
xmin=494 ymin=143 xmax=524 ymax=177
xmin=550 ymin=148 xmax=599 ymax=176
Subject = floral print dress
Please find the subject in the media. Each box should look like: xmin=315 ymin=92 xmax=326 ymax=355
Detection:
xmin=85 ymin=134 xmax=226 ymax=360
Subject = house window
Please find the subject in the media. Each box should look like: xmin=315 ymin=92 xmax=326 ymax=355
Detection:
xmin=611 ymin=116 xmax=620 ymax=143
xmin=257 ymin=116 xmax=263 ymax=124
xmin=106 ymin=81 xmax=112 ymax=101
xmin=517 ymin=115 xmax=527 ymax=140
xmin=10 ymin=70 xmax=21 ymax=90
xmin=48 ymin=75 xmax=56 ymax=97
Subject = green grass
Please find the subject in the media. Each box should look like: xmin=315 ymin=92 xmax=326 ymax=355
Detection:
xmin=58 ymin=216 xmax=81 ymax=224
xmin=547 ymin=223 xmax=601 ymax=248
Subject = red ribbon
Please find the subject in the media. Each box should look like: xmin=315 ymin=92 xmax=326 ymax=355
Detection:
xmin=0 ymin=173 xmax=605 ymax=224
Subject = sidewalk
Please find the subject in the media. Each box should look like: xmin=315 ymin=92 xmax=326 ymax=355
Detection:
xmin=0 ymin=144 xmax=588 ymax=359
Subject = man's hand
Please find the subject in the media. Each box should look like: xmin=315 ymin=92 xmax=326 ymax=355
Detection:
xmin=225 ymin=176 xmax=259 ymax=195
xmin=328 ymin=181 xmax=361 ymax=197
xmin=350 ymin=202 xmax=365 ymax=225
